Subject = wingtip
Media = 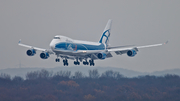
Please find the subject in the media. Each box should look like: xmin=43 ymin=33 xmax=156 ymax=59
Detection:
xmin=164 ymin=41 xmax=168 ymax=45
xmin=18 ymin=39 xmax=21 ymax=44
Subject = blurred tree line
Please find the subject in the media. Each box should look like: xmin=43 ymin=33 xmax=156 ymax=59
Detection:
xmin=0 ymin=69 xmax=180 ymax=101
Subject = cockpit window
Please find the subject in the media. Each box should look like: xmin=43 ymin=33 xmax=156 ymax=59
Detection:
xmin=54 ymin=37 xmax=60 ymax=39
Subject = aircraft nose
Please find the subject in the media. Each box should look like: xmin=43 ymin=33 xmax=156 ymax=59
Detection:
xmin=50 ymin=41 xmax=55 ymax=49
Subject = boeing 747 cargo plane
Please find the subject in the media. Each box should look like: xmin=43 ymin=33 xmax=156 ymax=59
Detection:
xmin=18 ymin=20 xmax=167 ymax=66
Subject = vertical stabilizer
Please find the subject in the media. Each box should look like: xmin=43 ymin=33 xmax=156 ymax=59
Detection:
xmin=99 ymin=19 xmax=112 ymax=48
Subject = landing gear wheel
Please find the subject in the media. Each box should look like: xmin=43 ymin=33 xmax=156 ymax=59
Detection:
xmin=83 ymin=61 xmax=89 ymax=65
xmin=89 ymin=60 xmax=95 ymax=66
xmin=74 ymin=61 xmax=76 ymax=65
xmin=74 ymin=61 xmax=80 ymax=65
xmin=63 ymin=59 xmax=68 ymax=66
xmin=55 ymin=58 xmax=60 ymax=62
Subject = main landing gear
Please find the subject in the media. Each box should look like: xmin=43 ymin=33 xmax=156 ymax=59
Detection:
xmin=83 ymin=59 xmax=95 ymax=66
xmin=55 ymin=57 xmax=94 ymax=66
xmin=83 ymin=60 xmax=89 ymax=65
xmin=74 ymin=59 xmax=80 ymax=65
xmin=74 ymin=61 xmax=80 ymax=65
xmin=63 ymin=59 xmax=68 ymax=66
xmin=89 ymin=59 xmax=95 ymax=66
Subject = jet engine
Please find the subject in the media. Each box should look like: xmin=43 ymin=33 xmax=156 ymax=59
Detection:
xmin=40 ymin=52 xmax=49 ymax=59
xmin=97 ymin=52 xmax=107 ymax=59
xmin=127 ymin=49 xmax=137 ymax=57
xmin=26 ymin=49 xmax=36 ymax=56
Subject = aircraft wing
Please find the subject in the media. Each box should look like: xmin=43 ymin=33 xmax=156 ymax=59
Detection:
xmin=72 ymin=41 xmax=167 ymax=54
xmin=18 ymin=39 xmax=50 ymax=52
xmin=65 ymin=41 xmax=167 ymax=59
xmin=108 ymin=41 xmax=168 ymax=55
xmin=106 ymin=45 xmax=135 ymax=49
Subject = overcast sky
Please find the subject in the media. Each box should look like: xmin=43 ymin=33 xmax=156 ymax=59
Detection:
xmin=0 ymin=0 xmax=179 ymax=72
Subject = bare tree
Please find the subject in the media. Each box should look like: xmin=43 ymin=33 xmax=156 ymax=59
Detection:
xmin=12 ymin=76 xmax=24 ymax=82
xmin=101 ymin=70 xmax=123 ymax=79
xmin=74 ymin=71 xmax=84 ymax=79
xmin=0 ymin=73 xmax=11 ymax=80
xmin=54 ymin=71 xmax=71 ymax=78
xmin=101 ymin=70 xmax=114 ymax=78
xmin=26 ymin=71 xmax=39 ymax=80
xmin=113 ymin=71 xmax=123 ymax=79
xmin=38 ymin=69 xmax=53 ymax=79
xmin=26 ymin=69 xmax=53 ymax=80
xmin=89 ymin=69 xmax=99 ymax=79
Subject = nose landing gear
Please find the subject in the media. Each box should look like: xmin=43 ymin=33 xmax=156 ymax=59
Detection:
xmin=55 ymin=58 xmax=60 ymax=62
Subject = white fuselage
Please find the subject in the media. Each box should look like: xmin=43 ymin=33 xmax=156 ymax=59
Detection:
xmin=49 ymin=35 xmax=105 ymax=56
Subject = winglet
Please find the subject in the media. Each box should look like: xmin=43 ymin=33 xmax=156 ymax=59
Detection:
xmin=164 ymin=41 xmax=168 ymax=45
xmin=18 ymin=39 xmax=21 ymax=44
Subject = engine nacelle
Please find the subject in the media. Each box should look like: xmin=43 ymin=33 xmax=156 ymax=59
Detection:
xmin=97 ymin=52 xmax=107 ymax=59
xmin=40 ymin=52 xmax=49 ymax=59
xmin=26 ymin=49 xmax=36 ymax=56
xmin=127 ymin=49 xmax=137 ymax=57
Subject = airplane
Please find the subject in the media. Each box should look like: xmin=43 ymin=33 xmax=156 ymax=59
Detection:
xmin=18 ymin=19 xmax=168 ymax=66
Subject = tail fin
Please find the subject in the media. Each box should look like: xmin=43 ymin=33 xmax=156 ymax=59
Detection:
xmin=99 ymin=19 xmax=112 ymax=48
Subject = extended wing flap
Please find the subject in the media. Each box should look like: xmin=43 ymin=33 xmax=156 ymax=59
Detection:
xmin=115 ymin=50 xmax=128 ymax=55
xmin=106 ymin=52 xmax=113 ymax=58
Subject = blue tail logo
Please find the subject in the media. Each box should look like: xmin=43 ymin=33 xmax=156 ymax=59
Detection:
xmin=99 ymin=29 xmax=110 ymax=46
xmin=99 ymin=19 xmax=112 ymax=48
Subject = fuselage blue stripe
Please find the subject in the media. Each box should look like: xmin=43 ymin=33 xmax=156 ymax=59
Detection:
xmin=55 ymin=42 xmax=105 ymax=51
